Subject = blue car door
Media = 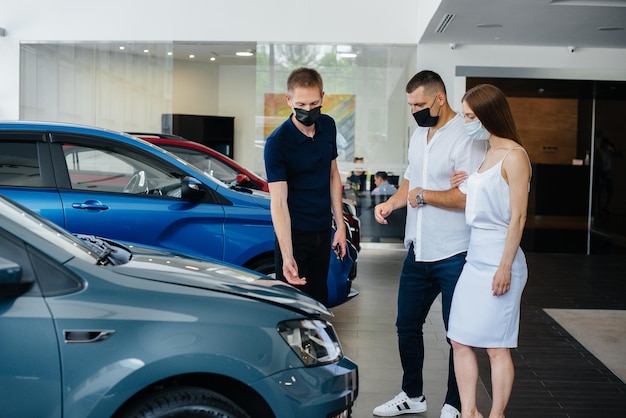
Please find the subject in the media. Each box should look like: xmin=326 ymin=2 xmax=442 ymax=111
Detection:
xmin=52 ymin=136 xmax=227 ymax=261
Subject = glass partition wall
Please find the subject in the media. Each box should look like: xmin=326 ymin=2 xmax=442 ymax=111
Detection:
xmin=589 ymin=87 xmax=626 ymax=254
xmin=19 ymin=41 xmax=416 ymax=244
xmin=20 ymin=42 xmax=174 ymax=133
xmin=254 ymin=44 xmax=416 ymax=170
xmin=253 ymin=43 xmax=417 ymax=244
xmin=18 ymin=42 xmax=625 ymax=252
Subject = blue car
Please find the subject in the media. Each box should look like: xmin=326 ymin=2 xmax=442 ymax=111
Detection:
xmin=0 ymin=194 xmax=358 ymax=418
xmin=0 ymin=121 xmax=276 ymax=274
xmin=0 ymin=121 xmax=358 ymax=307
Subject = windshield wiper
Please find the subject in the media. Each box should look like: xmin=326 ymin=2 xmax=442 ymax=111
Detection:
xmin=74 ymin=234 xmax=132 ymax=265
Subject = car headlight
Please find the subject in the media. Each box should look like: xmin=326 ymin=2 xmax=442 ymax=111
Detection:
xmin=278 ymin=319 xmax=343 ymax=367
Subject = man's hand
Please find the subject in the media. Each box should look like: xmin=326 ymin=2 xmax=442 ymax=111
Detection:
xmin=332 ymin=226 xmax=347 ymax=259
xmin=407 ymin=187 xmax=422 ymax=208
xmin=282 ymin=256 xmax=306 ymax=285
xmin=374 ymin=201 xmax=394 ymax=224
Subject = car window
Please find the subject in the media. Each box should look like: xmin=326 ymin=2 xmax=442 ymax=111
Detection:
xmin=29 ymin=247 xmax=84 ymax=296
xmin=62 ymin=144 xmax=183 ymax=197
xmin=0 ymin=142 xmax=42 ymax=187
xmin=160 ymin=145 xmax=238 ymax=184
xmin=0 ymin=228 xmax=38 ymax=289
xmin=0 ymin=228 xmax=84 ymax=297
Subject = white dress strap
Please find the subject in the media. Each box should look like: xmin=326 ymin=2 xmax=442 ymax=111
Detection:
xmin=501 ymin=146 xmax=532 ymax=186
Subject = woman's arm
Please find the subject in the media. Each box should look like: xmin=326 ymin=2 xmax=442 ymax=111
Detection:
xmin=492 ymin=148 xmax=531 ymax=296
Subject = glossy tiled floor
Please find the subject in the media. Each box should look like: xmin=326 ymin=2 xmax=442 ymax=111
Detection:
xmin=329 ymin=243 xmax=626 ymax=418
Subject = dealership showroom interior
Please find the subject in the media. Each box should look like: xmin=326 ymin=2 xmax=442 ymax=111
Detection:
xmin=1 ymin=0 xmax=626 ymax=417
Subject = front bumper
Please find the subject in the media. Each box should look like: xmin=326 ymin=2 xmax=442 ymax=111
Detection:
xmin=250 ymin=356 xmax=358 ymax=418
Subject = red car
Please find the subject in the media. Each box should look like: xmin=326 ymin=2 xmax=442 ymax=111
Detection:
xmin=131 ymin=133 xmax=269 ymax=192
xmin=131 ymin=133 xmax=361 ymax=250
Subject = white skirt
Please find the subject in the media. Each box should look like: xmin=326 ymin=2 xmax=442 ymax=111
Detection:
xmin=447 ymin=228 xmax=527 ymax=348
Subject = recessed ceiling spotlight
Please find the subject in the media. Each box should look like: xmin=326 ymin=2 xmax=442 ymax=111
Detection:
xmin=143 ymin=49 xmax=149 ymax=53
xmin=236 ymin=50 xmax=254 ymax=57
xmin=551 ymin=0 xmax=626 ymax=6
xmin=119 ymin=46 xmax=125 ymax=50
xmin=337 ymin=45 xmax=357 ymax=58
xmin=210 ymin=57 xmax=216 ymax=61
xmin=476 ymin=23 xmax=503 ymax=28
xmin=189 ymin=54 xmax=195 ymax=59
xmin=167 ymin=52 xmax=173 ymax=56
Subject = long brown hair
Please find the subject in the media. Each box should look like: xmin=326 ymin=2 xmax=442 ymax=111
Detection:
xmin=462 ymin=84 xmax=522 ymax=145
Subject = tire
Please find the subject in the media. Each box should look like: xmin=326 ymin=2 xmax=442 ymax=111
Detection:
xmin=246 ymin=256 xmax=276 ymax=277
xmin=121 ymin=387 xmax=250 ymax=418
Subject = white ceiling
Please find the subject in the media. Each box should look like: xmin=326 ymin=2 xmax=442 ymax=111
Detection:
xmin=145 ymin=0 xmax=626 ymax=65
xmin=420 ymin=0 xmax=626 ymax=49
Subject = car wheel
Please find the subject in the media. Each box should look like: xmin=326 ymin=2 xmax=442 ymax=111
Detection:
xmin=121 ymin=387 xmax=250 ymax=418
xmin=246 ymin=256 xmax=276 ymax=278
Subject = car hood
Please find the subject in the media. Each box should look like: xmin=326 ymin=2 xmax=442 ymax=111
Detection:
xmin=111 ymin=244 xmax=330 ymax=316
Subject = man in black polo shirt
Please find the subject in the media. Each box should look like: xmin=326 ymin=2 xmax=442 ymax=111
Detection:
xmin=264 ymin=67 xmax=347 ymax=306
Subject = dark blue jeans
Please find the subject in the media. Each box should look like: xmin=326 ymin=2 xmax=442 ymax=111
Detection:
xmin=396 ymin=246 xmax=465 ymax=410
xmin=275 ymin=229 xmax=331 ymax=306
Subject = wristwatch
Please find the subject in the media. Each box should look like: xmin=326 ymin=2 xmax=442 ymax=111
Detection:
xmin=416 ymin=189 xmax=425 ymax=206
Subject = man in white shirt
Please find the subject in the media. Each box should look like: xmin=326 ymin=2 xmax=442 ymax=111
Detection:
xmin=373 ymin=70 xmax=487 ymax=418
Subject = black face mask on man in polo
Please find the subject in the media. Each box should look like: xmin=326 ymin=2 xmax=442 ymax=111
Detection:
xmin=412 ymin=97 xmax=440 ymax=127
xmin=294 ymin=106 xmax=322 ymax=127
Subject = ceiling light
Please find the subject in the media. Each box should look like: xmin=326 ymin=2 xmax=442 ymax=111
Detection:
xmin=188 ymin=54 xmax=195 ymax=59
xmin=476 ymin=24 xmax=503 ymax=28
xmin=210 ymin=56 xmax=216 ymax=61
xmin=236 ymin=50 xmax=254 ymax=57
xmin=119 ymin=46 xmax=125 ymax=50
xmin=337 ymin=45 xmax=357 ymax=58
xmin=143 ymin=49 xmax=149 ymax=53
xmin=550 ymin=0 xmax=626 ymax=6
xmin=167 ymin=51 xmax=173 ymax=56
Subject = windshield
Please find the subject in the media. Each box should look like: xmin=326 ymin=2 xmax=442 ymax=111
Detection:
xmin=159 ymin=145 xmax=239 ymax=184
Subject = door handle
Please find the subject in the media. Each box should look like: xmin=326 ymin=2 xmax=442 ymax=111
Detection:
xmin=64 ymin=329 xmax=115 ymax=343
xmin=72 ymin=200 xmax=110 ymax=210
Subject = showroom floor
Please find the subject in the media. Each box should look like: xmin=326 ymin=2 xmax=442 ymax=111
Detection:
xmin=329 ymin=243 xmax=626 ymax=418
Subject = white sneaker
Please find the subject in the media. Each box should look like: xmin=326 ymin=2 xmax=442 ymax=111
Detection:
xmin=440 ymin=403 xmax=460 ymax=418
xmin=373 ymin=391 xmax=427 ymax=416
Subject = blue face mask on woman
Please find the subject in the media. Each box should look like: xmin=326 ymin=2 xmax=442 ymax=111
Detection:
xmin=464 ymin=120 xmax=490 ymax=140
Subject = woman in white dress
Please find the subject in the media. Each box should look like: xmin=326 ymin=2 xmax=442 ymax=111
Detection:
xmin=447 ymin=84 xmax=531 ymax=418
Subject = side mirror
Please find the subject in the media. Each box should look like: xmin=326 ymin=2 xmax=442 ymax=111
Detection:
xmin=0 ymin=257 xmax=33 ymax=299
xmin=181 ymin=176 xmax=206 ymax=202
